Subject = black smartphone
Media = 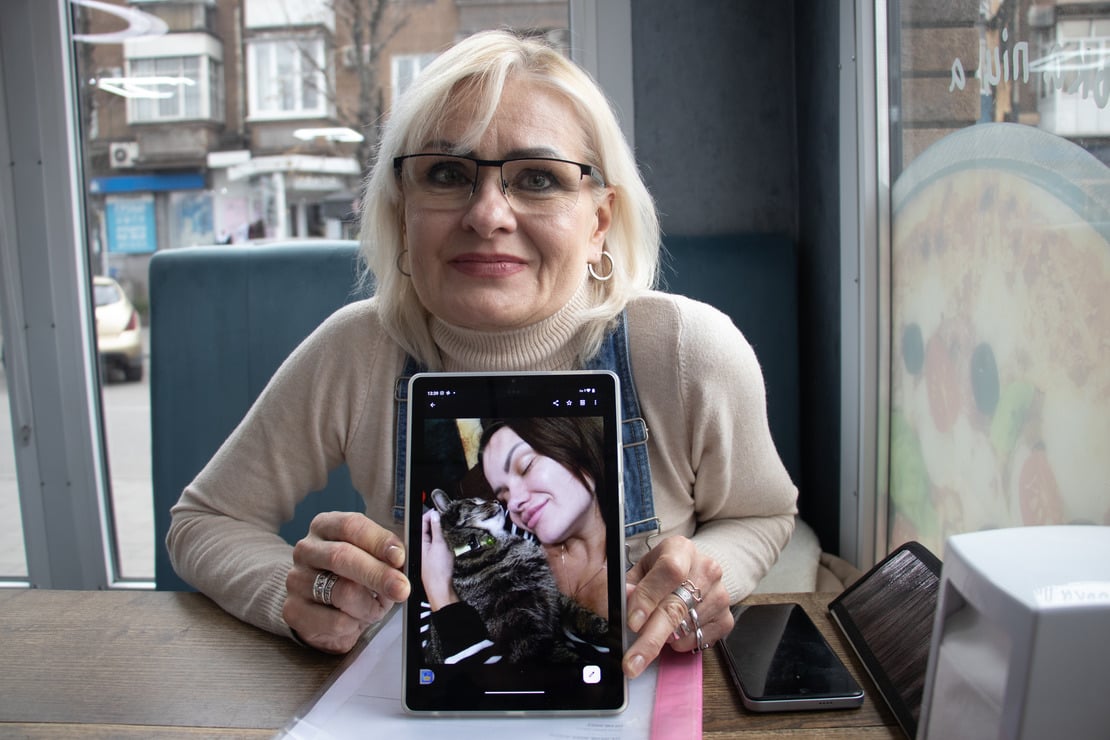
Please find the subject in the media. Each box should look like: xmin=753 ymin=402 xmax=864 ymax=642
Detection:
xmin=718 ymin=602 xmax=865 ymax=712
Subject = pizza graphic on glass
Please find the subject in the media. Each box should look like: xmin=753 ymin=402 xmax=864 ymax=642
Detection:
xmin=889 ymin=123 xmax=1110 ymax=554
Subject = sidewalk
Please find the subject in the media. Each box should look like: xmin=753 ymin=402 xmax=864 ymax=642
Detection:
xmin=0 ymin=330 xmax=154 ymax=581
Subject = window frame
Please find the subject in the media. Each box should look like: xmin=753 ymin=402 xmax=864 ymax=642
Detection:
xmin=126 ymin=54 xmax=223 ymax=124
xmin=0 ymin=0 xmax=112 ymax=589
xmin=390 ymin=53 xmax=437 ymax=109
xmin=246 ymin=35 xmax=330 ymax=121
xmin=838 ymin=0 xmax=886 ymax=568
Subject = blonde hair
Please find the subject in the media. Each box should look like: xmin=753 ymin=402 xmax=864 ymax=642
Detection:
xmin=359 ymin=30 xmax=660 ymax=369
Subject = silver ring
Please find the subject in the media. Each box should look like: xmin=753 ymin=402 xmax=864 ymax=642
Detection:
xmin=692 ymin=626 xmax=707 ymax=653
xmin=313 ymin=570 xmax=339 ymax=606
xmin=672 ymin=584 xmax=699 ymax=612
xmin=688 ymin=607 xmax=701 ymax=629
xmin=680 ymin=579 xmax=703 ymax=602
xmin=321 ymin=574 xmax=338 ymax=606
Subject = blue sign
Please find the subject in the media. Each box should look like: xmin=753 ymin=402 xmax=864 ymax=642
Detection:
xmin=91 ymin=172 xmax=205 ymax=194
xmin=106 ymin=195 xmax=157 ymax=254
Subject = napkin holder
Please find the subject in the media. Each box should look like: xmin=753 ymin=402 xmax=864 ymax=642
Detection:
xmin=917 ymin=526 xmax=1110 ymax=739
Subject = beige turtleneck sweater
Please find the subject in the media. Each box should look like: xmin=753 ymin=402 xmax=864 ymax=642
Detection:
xmin=167 ymin=286 xmax=798 ymax=640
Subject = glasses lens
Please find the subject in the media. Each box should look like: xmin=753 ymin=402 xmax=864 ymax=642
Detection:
xmin=400 ymin=155 xmax=590 ymax=214
xmin=400 ymin=155 xmax=476 ymax=209
xmin=501 ymin=159 xmax=584 ymax=213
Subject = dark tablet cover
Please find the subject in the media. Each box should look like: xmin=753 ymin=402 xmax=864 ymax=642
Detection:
xmin=828 ymin=541 xmax=942 ymax=738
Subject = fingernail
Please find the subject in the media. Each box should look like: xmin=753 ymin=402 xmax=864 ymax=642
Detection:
xmin=388 ymin=581 xmax=409 ymax=602
xmin=628 ymin=609 xmax=647 ymax=632
xmin=626 ymin=654 xmax=646 ymax=678
xmin=386 ymin=544 xmax=405 ymax=568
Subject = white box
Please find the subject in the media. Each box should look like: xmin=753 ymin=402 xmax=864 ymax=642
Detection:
xmin=918 ymin=526 xmax=1110 ymax=740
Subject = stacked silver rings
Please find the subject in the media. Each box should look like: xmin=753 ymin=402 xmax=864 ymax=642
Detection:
xmin=671 ymin=578 xmax=710 ymax=653
xmin=312 ymin=570 xmax=339 ymax=607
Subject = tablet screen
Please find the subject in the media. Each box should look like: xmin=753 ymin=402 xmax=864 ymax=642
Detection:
xmin=402 ymin=371 xmax=627 ymax=715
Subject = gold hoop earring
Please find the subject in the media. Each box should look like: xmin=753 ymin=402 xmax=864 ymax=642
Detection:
xmin=396 ymin=248 xmax=412 ymax=277
xmin=588 ymin=250 xmax=614 ymax=282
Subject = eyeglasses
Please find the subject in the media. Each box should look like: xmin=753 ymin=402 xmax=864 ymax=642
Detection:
xmin=393 ymin=153 xmax=605 ymax=214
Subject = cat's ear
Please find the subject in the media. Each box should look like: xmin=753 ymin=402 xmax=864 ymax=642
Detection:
xmin=430 ymin=488 xmax=451 ymax=513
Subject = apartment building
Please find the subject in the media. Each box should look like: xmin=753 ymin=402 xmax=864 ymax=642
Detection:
xmin=78 ymin=0 xmax=568 ymax=291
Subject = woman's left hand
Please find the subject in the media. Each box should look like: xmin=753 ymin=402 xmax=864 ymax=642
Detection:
xmin=622 ymin=536 xmax=733 ymax=678
xmin=421 ymin=509 xmax=460 ymax=611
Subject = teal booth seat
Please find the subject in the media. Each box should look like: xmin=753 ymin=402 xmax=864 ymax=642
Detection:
xmin=150 ymin=235 xmax=799 ymax=590
xmin=660 ymin=234 xmax=800 ymax=486
xmin=150 ymin=241 xmax=369 ymax=591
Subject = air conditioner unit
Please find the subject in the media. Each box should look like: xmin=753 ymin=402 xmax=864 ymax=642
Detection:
xmin=110 ymin=141 xmax=140 ymax=168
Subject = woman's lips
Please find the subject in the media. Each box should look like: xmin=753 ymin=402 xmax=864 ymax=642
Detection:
xmin=523 ymin=500 xmax=547 ymax=531
xmin=449 ymin=253 xmax=527 ymax=277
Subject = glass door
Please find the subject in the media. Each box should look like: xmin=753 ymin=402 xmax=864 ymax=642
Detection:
xmin=70 ymin=0 xmax=576 ymax=585
xmin=4 ymin=0 xmax=612 ymax=588
xmin=882 ymin=0 xmax=1110 ymax=557
xmin=0 ymin=337 xmax=28 ymax=581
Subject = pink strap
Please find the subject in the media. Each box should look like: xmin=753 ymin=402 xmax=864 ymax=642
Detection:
xmin=650 ymin=647 xmax=703 ymax=739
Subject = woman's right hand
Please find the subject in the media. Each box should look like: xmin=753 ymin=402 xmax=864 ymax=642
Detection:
xmin=283 ymin=511 xmax=411 ymax=654
xmin=421 ymin=508 xmax=459 ymax=611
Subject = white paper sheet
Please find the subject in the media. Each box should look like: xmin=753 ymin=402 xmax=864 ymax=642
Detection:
xmin=278 ymin=610 xmax=658 ymax=739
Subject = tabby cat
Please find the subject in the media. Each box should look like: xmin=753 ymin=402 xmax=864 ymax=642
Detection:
xmin=423 ymin=489 xmax=610 ymax=663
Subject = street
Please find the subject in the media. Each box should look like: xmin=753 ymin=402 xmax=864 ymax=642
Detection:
xmin=0 ymin=331 xmax=153 ymax=581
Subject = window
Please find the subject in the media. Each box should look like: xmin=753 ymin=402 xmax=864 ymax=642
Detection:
xmin=870 ymin=1 xmax=1110 ymax=564
xmin=391 ymin=53 xmax=436 ymax=108
xmin=6 ymin=0 xmax=606 ymax=589
xmin=127 ymin=55 xmax=222 ymax=123
xmin=1035 ymin=16 xmax=1110 ymax=137
xmin=248 ymin=37 xmax=329 ymax=119
xmin=139 ymin=1 xmax=214 ymax=34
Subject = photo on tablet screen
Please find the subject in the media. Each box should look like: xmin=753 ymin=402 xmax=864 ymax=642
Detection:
xmin=402 ymin=372 xmax=627 ymax=715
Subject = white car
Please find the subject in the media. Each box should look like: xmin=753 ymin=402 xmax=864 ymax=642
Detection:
xmin=94 ymin=275 xmax=143 ymax=382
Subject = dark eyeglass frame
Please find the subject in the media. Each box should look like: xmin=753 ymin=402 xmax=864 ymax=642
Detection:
xmin=392 ymin=153 xmax=607 ymax=193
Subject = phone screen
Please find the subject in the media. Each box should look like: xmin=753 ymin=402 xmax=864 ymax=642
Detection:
xmin=719 ymin=602 xmax=864 ymax=712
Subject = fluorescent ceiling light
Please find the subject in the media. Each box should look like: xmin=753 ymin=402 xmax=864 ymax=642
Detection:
xmin=71 ymin=0 xmax=169 ymax=43
xmin=97 ymin=76 xmax=195 ymax=99
xmin=293 ymin=127 xmax=365 ymax=143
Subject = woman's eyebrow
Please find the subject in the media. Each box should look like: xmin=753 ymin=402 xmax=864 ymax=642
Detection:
xmin=503 ymin=441 xmax=527 ymax=473
xmin=503 ymin=146 xmax=565 ymax=159
xmin=419 ymin=141 xmax=567 ymax=160
xmin=417 ymin=139 xmax=457 ymax=153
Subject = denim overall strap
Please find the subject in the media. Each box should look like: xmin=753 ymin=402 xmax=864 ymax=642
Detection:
xmin=392 ymin=311 xmax=659 ymax=540
xmin=583 ymin=311 xmax=659 ymax=539
xmin=393 ymin=354 xmax=425 ymax=523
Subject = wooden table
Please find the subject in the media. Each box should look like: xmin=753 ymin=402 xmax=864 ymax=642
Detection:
xmin=0 ymin=589 xmax=900 ymax=738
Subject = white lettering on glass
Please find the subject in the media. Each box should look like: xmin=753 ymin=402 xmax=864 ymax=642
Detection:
xmin=950 ymin=28 xmax=1030 ymax=94
xmin=950 ymin=27 xmax=1110 ymax=110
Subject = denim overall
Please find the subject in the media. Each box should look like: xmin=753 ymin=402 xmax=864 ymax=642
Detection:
xmin=392 ymin=310 xmax=660 ymax=541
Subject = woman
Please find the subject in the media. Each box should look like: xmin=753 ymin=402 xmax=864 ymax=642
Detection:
xmin=420 ymin=417 xmax=612 ymax=664
xmin=167 ymin=29 xmax=797 ymax=679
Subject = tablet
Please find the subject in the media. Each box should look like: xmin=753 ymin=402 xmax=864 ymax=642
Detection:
xmin=827 ymin=541 xmax=942 ymax=739
xmin=402 ymin=371 xmax=627 ymax=716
